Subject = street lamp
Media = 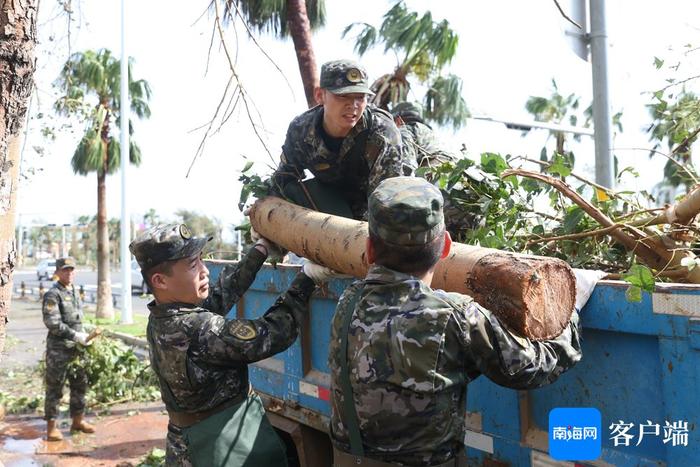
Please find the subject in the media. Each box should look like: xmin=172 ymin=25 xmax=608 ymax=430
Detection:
xmin=119 ymin=0 xmax=133 ymax=324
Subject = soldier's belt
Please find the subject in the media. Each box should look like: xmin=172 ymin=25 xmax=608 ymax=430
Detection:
xmin=167 ymin=386 xmax=253 ymax=428
xmin=333 ymin=447 xmax=458 ymax=467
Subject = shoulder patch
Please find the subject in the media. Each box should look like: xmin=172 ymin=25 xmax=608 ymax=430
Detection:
xmin=228 ymin=320 xmax=257 ymax=341
xmin=44 ymin=299 xmax=58 ymax=312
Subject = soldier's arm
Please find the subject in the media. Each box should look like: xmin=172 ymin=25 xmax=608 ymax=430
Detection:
xmin=451 ymin=299 xmax=582 ymax=389
xmin=366 ymin=121 xmax=416 ymax=195
xmin=42 ymin=291 xmax=76 ymax=340
xmin=270 ymin=123 xmax=305 ymax=197
xmin=196 ymin=271 xmax=316 ymax=364
xmin=202 ymin=246 xmax=267 ymax=316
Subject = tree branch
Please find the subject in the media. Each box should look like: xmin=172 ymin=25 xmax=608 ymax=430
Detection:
xmin=552 ymin=0 xmax=582 ymax=29
xmin=501 ymin=168 xmax=675 ymax=272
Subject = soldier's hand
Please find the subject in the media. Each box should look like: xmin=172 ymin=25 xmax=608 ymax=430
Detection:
xmin=255 ymin=237 xmax=286 ymax=259
xmin=302 ymin=260 xmax=351 ymax=284
xmin=250 ymin=226 xmax=262 ymax=243
xmin=74 ymin=331 xmax=93 ymax=346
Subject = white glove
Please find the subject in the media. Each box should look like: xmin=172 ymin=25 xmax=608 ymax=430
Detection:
xmin=74 ymin=331 xmax=92 ymax=346
xmin=302 ymin=260 xmax=351 ymax=283
xmin=573 ymin=268 xmax=607 ymax=311
xmin=250 ymin=226 xmax=262 ymax=243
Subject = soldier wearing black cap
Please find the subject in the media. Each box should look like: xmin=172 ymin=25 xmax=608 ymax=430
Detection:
xmin=269 ymin=59 xmax=415 ymax=221
xmin=42 ymin=256 xmax=95 ymax=441
xmin=129 ymin=224 xmax=316 ymax=466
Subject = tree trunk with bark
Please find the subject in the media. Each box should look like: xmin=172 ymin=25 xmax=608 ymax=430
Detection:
xmin=286 ymin=0 xmax=319 ymax=108
xmin=0 ymin=0 xmax=38 ymax=356
xmin=250 ymin=197 xmax=576 ymax=340
xmin=96 ymin=167 xmax=113 ymax=319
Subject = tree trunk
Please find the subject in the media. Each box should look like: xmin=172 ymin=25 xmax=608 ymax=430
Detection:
xmin=96 ymin=169 xmax=113 ymax=319
xmin=250 ymin=197 xmax=576 ymax=340
xmin=286 ymin=0 xmax=319 ymax=108
xmin=0 ymin=0 xmax=38 ymax=357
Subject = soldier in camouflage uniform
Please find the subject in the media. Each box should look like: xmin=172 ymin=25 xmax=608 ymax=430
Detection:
xmin=392 ymin=101 xmax=481 ymax=236
xmin=392 ymin=101 xmax=458 ymax=169
xmin=328 ymin=177 xmax=582 ymax=466
xmin=42 ymin=256 xmax=95 ymax=441
xmin=130 ymin=224 xmax=316 ymax=466
xmin=270 ymin=59 xmax=415 ymax=220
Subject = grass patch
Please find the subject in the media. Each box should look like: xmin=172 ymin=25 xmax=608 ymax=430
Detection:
xmin=83 ymin=312 xmax=148 ymax=337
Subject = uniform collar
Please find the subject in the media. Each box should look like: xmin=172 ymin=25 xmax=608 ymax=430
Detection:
xmin=364 ymin=264 xmax=426 ymax=286
xmin=147 ymin=299 xmax=203 ymax=317
xmin=55 ymin=281 xmax=73 ymax=292
xmin=305 ymin=106 xmax=370 ymax=155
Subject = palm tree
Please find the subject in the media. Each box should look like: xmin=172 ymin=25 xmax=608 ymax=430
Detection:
xmin=525 ymin=79 xmax=583 ymax=159
xmin=218 ymin=0 xmax=326 ymax=108
xmin=55 ymin=49 xmax=151 ymax=320
xmin=525 ymin=79 xmax=622 ymax=174
xmin=342 ymin=1 xmax=468 ymax=129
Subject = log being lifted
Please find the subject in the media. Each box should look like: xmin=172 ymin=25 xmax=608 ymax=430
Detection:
xmin=250 ymin=196 xmax=576 ymax=340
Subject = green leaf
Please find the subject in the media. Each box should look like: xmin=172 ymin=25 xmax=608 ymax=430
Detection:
xmin=241 ymin=161 xmax=254 ymax=173
xmin=480 ymin=152 xmax=508 ymax=176
xmin=532 ymin=225 xmax=545 ymax=236
xmin=653 ymin=56 xmax=664 ymax=70
xmin=562 ymin=207 xmax=585 ymax=233
xmin=547 ymin=153 xmax=572 ymax=177
xmin=625 ymin=285 xmax=642 ymax=302
xmin=622 ymin=264 xmax=655 ymax=293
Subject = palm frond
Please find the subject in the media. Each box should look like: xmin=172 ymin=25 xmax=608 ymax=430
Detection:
xmin=423 ymin=74 xmax=469 ymax=130
xmin=343 ymin=23 xmax=379 ymax=56
xmin=221 ymin=0 xmax=325 ymax=37
xmin=129 ymin=140 xmax=142 ymax=167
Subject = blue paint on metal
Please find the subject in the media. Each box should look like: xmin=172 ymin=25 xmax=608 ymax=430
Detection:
xmin=206 ymin=261 xmax=700 ymax=466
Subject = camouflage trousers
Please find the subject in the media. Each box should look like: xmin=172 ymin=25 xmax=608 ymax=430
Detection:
xmin=166 ymin=423 xmax=193 ymax=467
xmin=44 ymin=341 xmax=87 ymax=420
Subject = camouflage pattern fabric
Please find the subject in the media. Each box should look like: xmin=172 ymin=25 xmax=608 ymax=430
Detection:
xmin=368 ymin=176 xmax=444 ymax=246
xmin=147 ymin=247 xmax=316 ymax=464
xmin=42 ymin=281 xmax=87 ymax=419
xmin=130 ymin=223 xmax=211 ymax=272
xmin=166 ymin=424 xmax=193 ymax=467
xmin=398 ymin=119 xmax=482 ymax=235
xmin=320 ymin=59 xmax=373 ymax=95
xmin=271 ymin=105 xmax=415 ymax=220
xmin=328 ymin=265 xmax=582 ymax=466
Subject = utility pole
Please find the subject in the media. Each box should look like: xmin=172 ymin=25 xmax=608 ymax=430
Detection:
xmin=589 ymin=0 xmax=614 ymax=189
xmin=119 ymin=0 xmax=133 ymax=324
xmin=561 ymin=0 xmax=614 ymax=188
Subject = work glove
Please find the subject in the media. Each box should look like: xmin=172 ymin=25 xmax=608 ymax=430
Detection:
xmin=302 ymin=259 xmax=351 ymax=284
xmin=74 ymin=331 xmax=93 ymax=347
xmin=573 ymin=268 xmax=607 ymax=312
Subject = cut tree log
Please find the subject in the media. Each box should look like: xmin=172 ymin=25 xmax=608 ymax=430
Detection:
xmin=250 ymin=196 xmax=577 ymax=340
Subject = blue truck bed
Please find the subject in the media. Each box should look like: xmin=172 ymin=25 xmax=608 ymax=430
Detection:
xmin=207 ymin=260 xmax=699 ymax=467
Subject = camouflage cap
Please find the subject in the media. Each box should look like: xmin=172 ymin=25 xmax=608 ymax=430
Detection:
xmin=368 ymin=176 xmax=444 ymax=246
xmin=320 ymin=59 xmax=374 ymax=95
xmin=129 ymin=224 xmax=212 ymax=271
xmin=56 ymin=257 xmax=76 ymax=270
xmin=391 ymin=101 xmax=425 ymax=124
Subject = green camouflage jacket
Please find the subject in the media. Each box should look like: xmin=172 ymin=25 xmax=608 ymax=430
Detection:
xmin=400 ymin=120 xmax=458 ymax=169
xmin=271 ymin=105 xmax=415 ymax=219
xmin=328 ymin=265 xmax=582 ymax=465
xmin=42 ymin=281 xmax=83 ymax=348
xmin=147 ymin=248 xmax=315 ymax=415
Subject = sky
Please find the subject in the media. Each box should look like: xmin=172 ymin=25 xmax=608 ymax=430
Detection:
xmin=15 ymin=0 xmax=700 ymax=241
